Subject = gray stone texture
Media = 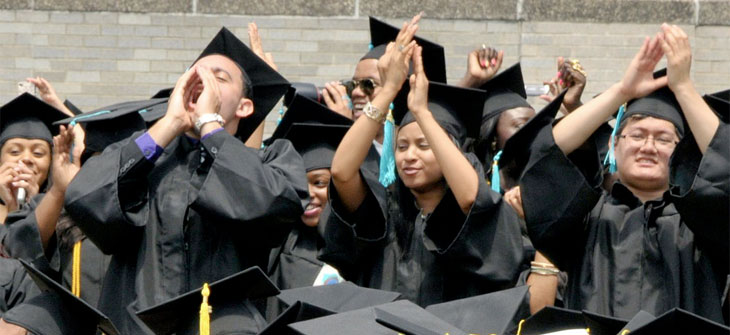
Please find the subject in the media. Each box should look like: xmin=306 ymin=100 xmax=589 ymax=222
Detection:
xmin=522 ymin=0 xmax=696 ymax=24
xmin=198 ymin=0 xmax=356 ymax=16
xmin=698 ymin=0 xmax=730 ymax=26
xmin=34 ymin=0 xmax=190 ymax=13
xmin=360 ymin=0 xmax=518 ymax=20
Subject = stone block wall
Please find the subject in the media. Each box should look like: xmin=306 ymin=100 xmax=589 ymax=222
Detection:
xmin=0 ymin=0 xmax=727 ymax=135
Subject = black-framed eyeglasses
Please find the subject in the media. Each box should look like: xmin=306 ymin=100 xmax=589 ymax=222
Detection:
xmin=341 ymin=78 xmax=379 ymax=97
xmin=618 ymin=134 xmax=678 ymax=150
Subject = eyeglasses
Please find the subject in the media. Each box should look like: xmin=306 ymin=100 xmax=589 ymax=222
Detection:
xmin=618 ymin=134 xmax=678 ymax=150
xmin=341 ymin=79 xmax=379 ymax=97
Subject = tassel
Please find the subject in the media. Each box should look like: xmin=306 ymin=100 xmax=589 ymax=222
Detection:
xmin=490 ymin=150 xmax=503 ymax=193
xmin=199 ymin=283 xmax=211 ymax=335
xmin=368 ymin=43 xmax=374 ymax=50
xmin=515 ymin=319 xmax=526 ymax=335
xmin=603 ymin=104 xmax=626 ymax=174
xmin=71 ymin=241 xmax=82 ymax=297
xmin=378 ymin=105 xmax=396 ymax=187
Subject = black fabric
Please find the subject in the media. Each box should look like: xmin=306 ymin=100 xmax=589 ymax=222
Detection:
xmin=0 ymin=258 xmax=36 ymax=318
xmin=630 ymin=308 xmax=730 ymax=334
xmin=195 ymin=27 xmax=290 ymax=141
xmin=519 ymin=117 xmax=729 ymax=322
xmin=275 ymin=281 xmax=401 ymax=313
xmin=581 ymin=310 xmax=628 ymax=335
xmin=259 ymin=301 xmax=334 ymax=335
xmin=506 ymin=306 xmax=586 ymax=335
xmin=623 ymin=85 xmax=686 ymax=137
xmin=64 ymin=130 xmax=308 ymax=334
xmin=320 ymin=152 xmax=524 ymax=307
xmin=271 ymin=92 xmax=352 ymax=141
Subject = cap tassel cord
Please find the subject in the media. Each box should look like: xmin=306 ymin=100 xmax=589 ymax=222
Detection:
xmin=200 ymin=283 xmax=211 ymax=335
xmin=71 ymin=241 xmax=81 ymax=297
xmin=490 ymin=150 xmax=503 ymax=193
xmin=603 ymin=103 xmax=626 ymax=174
xmin=515 ymin=319 xmax=526 ymax=335
xmin=378 ymin=106 xmax=396 ymax=187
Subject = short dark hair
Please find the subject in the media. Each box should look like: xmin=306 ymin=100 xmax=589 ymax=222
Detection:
xmin=615 ymin=113 xmax=681 ymax=139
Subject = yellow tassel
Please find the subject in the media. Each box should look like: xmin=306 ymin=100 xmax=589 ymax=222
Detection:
xmin=71 ymin=241 xmax=82 ymax=297
xmin=620 ymin=330 xmax=630 ymax=335
xmin=200 ymin=283 xmax=211 ymax=335
xmin=515 ymin=319 xmax=526 ymax=335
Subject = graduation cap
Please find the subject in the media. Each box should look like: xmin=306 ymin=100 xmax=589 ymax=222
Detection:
xmin=506 ymin=306 xmax=587 ymax=335
xmin=480 ymin=62 xmax=532 ymax=126
xmin=63 ymin=99 xmax=83 ymax=116
xmin=283 ymin=123 xmax=350 ymax=171
xmin=623 ymin=85 xmax=685 ymax=137
xmin=195 ymin=27 xmax=290 ymax=141
xmin=135 ymin=266 xmax=279 ymax=335
xmin=0 ymin=93 xmax=69 ymax=146
xmin=270 ymin=91 xmax=352 ymax=140
xmin=362 ymin=17 xmax=447 ymax=84
xmin=16 ymin=258 xmax=120 ymax=335
xmin=629 ymin=308 xmax=730 ymax=334
xmin=258 ymin=301 xmax=335 ymax=335
xmin=276 ymin=281 xmax=401 ymax=313
xmin=151 ymin=87 xmax=173 ymax=99
xmin=616 ymin=310 xmax=655 ymax=334
xmin=425 ymin=285 xmax=530 ymax=335
xmin=289 ymin=299 xmax=468 ymax=335
xmin=703 ymin=92 xmax=729 ymax=123
xmin=580 ymin=310 xmax=627 ymax=335
xmin=393 ymin=81 xmax=487 ymax=143
xmin=55 ymin=98 xmax=166 ymax=159
xmin=498 ymin=89 xmax=567 ymax=179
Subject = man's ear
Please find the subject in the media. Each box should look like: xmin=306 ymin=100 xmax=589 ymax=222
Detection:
xmin=235 ymin=98 xmax=254 ymax=120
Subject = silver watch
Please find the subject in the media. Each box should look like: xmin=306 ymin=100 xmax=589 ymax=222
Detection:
xmin=363 ymin=102 xmax=386 ymax=124
xmin=194 ymin=113 xmax=225 ymax=133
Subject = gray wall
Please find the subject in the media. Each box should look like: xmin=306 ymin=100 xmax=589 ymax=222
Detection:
xmin=0 ymin=0 xmax=728 ymax=134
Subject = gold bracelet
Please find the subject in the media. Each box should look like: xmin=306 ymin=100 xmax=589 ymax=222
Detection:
xmin=362 ymin=102 xmax=386 ymax=124
xmin=530 ymin=261 xmax=558 ymax=269
xmin=530 ymin=266 xmax=560 ymax=276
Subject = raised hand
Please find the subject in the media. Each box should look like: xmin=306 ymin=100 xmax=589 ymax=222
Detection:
xmin=503 ymin=186 xmax=525 ymax=219
xmin=50 ymin=124 xmax=81 ymax=196
xmin=248 ymin=22 xmax=278 ymax=71
xmin=559 ymin=58 xmax=587 ymax=112
xmin=459 ymin=45 xmax=503 ymax=88
xmin=0 ymin=162 xmax=19 ymax=211
xmin=407 ymin=46 xmax=429 ymax=115
xmin=322 ymin=81 xmax=353 ymax=119
xmin=658 ymin=23 xmax=692 ymax=93
xmin=618 ymin=34 xmax=667 ymax=99
xmin=377 ymin=13 xmax=422 ymax=94
xmin=26 ymin=77 xmax=75 ymax=117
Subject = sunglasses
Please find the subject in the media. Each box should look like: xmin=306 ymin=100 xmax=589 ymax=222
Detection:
xmin=341 ymin=79 xmax=379 ymax=97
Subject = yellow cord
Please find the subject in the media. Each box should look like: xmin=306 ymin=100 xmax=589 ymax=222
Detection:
xmin=200 ymin=283 xmax=211 ymax=335
xmin=71 ymin=241 xmax=82 ymax=297
xmin=621 ymin=330 xmax=630 ymax=335
xmin=516 ymin=319 xmax=526 ymax=335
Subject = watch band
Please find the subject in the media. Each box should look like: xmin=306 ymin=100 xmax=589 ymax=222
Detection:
xmin=194 ymin=113 xmax=225 ymax=133
xmin=363 ymin=102 xmax=386 ymax=124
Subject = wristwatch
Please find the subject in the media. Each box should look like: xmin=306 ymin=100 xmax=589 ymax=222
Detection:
xmin=194 ymin=113 xmax=225 ymax=133
xmin=363 ymin=102 xmax=387 ymax=124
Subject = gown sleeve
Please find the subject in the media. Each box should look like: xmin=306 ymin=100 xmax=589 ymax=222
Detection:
xmin=193 ymin=132 xmax=309 ymax=248
xmin=422 ymin=153 xmax=525 ymax=287
xmin=668 ymin=122 xmax=729 ymax=261
xmin=518 ymin=124 xmax=604 ymax=270
xmin=64 ymin=131 xmax=152 ymax=255
xmin=0 ymin=259 xmax=37 ymax=316
xmin=1 ymin=194 xmax=56 ymax=263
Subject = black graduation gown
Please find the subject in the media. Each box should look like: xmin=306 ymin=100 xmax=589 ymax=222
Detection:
xmin=519 ymin=121 xmax=729 ymax=323
xmin=320 ymin=153 xmax=524 ymax=307
xmin=1 ymin=197 xmax=110 ymax=308
xmin=0 ymin=258 xmax=36 ymax=317
xmin=64 ymin=130 xmax=309 ymax=334
xmin=268 ymin=224 xmax=324 ymax=291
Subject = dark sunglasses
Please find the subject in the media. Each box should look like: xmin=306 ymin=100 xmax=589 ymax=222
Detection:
xmin=341 ymin=79 xmax=379 ymax=97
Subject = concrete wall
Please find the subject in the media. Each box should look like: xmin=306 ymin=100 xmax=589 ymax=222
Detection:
xmin=0 ymin=0 xmax=727 ymax=134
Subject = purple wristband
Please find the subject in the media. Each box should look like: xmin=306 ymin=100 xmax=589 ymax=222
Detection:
xmin=134 ymin=132 xmax=164 ymax=162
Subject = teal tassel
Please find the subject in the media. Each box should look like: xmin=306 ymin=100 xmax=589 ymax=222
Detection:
xmin=491 ymin=150 xmax=503 ymax=193
xmin=378 ymin=105 xmax=396 ymax=187
xmin=603 ymin=104 xmax=625 ymax=174
xmin=368 ymin=43 xmax=374 ymax=50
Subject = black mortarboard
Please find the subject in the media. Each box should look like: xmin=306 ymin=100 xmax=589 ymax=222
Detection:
xmin=703 ymin=92 xmax=730 ymax=123
xmin=16 ymin=258 xmax=120 ymax=335
xmin=629 ymin=308 xmax=730 ymax=335
xmin=506 ymin=306 xmax=587 ymax=335
xmin=135 ymin=266 xmax=279 ymax=335
xmin=617 ymin=310 xmax=655 ymax=334
xmin=623 ymin=85 xmax=685 ymax=137
xmin=481 ymin=63 xmax=531 ymax=123
xmin=425 ymin=285 xmax=530 ymax=335
xmin=195 ymin=27 xmax=290 ymax=141
xmin=151 ymin=87 xmax=173 ymax=99
xmin=283 ymin=123 xmax=350 ymax=171
xmin=0 ymin=93 xmax=68 ymax=147
xmin=289 ymin=300 xmax=468 ymax=335
xmin=498 ymin=90 xmax=567 ymax=178
xmin=580 ymin=310 xmax=628 ymax=335
xmin=63 ymin=99 xmax=83 ymax=116
xmin=258 ymin=301 xmax=335 ymax=335
xmin=271 ymin=92 xmax=352 ymax=140
xmin=393 ymin=81 xmax=487 ymax=143
xmin=709 ymin=88 xmax=729 ymax=102
xmin=276 ymin=281 xmax=401 ymax=313
xmin=363 ymin=16 xmax=447 ymax=84
xmin=55 ymin=98 xmax=165 ymax=162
